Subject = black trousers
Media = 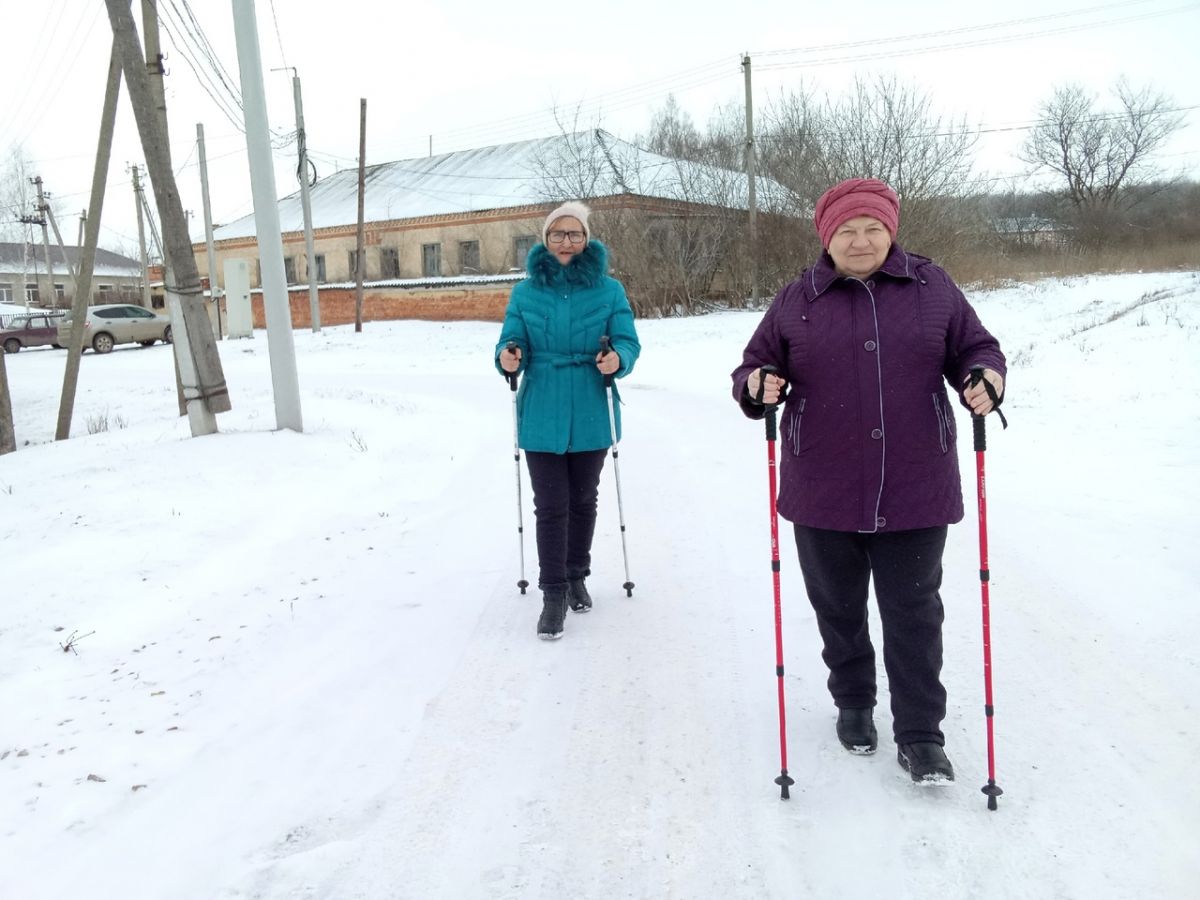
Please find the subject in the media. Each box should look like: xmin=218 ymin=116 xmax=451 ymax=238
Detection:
xmin=793 ymin=524 xmax=949 ymax=745
xmin=525 ymin=449 xmax=607 ymax=589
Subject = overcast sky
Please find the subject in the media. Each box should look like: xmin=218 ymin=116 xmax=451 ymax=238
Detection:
xmin=1 ymin=0 xmax=1196 ymax=257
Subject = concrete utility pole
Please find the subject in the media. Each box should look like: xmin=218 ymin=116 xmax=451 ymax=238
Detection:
xmin=32 ymin=177 xmax=58 ymax=309
xmin=77 ymin=210 xmax=86 ymax=250
xmin=355 ymin=97 xmax=366 ymax=333
xmin=742 ymin=53 xmax=759 ymax=305
xmin=106 ymin=0 xmax=230 ymax=434
xmin=56 ymin=44 xmax=122 ymax=442
xmin=0 ymin=348 xmax=13 ymax=453
xmin=44 ymin=206 xmax=79 ymax=296
xmin=196 ymin=123 xmax=223 ymax=339
xmin=131 ymin=165 xmax=153 ymax=307
xmin=291 ymin=73 xmax=320 ymax=332
xmin=231 ymin=0 xmax=302 ymax=432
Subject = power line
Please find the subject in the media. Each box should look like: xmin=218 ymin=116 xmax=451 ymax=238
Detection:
xmin=753 ymin=0 xmax=1166 ymax=58
xmin=755 ymin=4 xmax=1200 ymax=72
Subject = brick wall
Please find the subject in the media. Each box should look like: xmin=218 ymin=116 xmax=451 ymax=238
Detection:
xmin=248 ymin=284 xmax=512 ymax=329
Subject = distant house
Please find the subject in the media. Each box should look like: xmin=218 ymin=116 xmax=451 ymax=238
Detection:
xmin=195 ymin=130 xmax=777 ymax=324
xmin=0 ymin=243 xmax=144 ymax=310
xmin=991 ymin=215 xmax=1067 ymax=248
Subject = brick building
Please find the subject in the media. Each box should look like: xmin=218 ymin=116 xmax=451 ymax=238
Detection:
xmin=195 ymin=130 xmax=767 ymax=326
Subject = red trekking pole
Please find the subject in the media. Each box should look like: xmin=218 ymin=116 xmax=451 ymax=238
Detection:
xmin=970 ymin=366 xmax=1004 ymax=811
xmin=757 ymin=365 xmax=794 ymax=800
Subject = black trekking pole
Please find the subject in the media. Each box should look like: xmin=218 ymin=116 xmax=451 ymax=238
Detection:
xmin=757 ymin=365 xmax=794 ymax=800
xmin=599 ymin=336 xmax=634 ymax=597
xmin=970 ymin=366 xmax=1004 ymax=811
xmin=506 ymin=341 xmax=529 ymax=595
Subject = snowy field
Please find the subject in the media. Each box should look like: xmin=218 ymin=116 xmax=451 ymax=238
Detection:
xmin=1 ymin=269 xmax=1197 ymax=899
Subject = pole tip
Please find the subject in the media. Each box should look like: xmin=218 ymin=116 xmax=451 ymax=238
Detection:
xmin=518 ymin=580 xmax=529 ymax=595
xmin=982 ymin=781 xmax=1003 ymax=811
xmin=776 ymin=770 xmax=795 ymax=800
xmin=624 ymin=581 xmax=635 ymax=597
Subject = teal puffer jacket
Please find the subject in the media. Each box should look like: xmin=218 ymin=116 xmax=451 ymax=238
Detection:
xmin=494 ymin=241 xmax=641 ymax=453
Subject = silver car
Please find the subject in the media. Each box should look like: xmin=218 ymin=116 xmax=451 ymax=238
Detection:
xmin=56 ymin=304 xmax=173 ymax=354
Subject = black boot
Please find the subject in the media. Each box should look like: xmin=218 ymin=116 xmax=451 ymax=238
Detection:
xmin=836 ymin=708 xmax=878 ymax=754
xmin=537 ymin=585 xmax=568 ymax=640
xmin=897 ymin=742 xmax=955 ymax=784
xmin=567 ymin=577 xmax=593 ymax=613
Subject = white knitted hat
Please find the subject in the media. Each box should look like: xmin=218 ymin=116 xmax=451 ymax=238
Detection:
xmin=542 ymin=201 xmax=591 ymax=245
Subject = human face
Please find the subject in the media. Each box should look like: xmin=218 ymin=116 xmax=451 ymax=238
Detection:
xmin=827 ymin=216 xmax=892 ymax=278
xmin=546 ymin=216 xmax=587 ymax=265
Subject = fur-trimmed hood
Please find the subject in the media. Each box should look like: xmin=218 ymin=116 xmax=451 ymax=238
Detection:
xmin=525 ymin=240 xmax=609 ymax=289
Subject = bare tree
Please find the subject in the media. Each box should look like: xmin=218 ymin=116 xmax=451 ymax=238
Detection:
xmin=806 ymin=75 xmax=982 ymax=258
xmin=1022 ymin=79 xmax=1185 ymax=248
xmin=643 ymin=95 xmax=705 ymax=160
xmin=0 ymin=144 xmax=35 ymax=242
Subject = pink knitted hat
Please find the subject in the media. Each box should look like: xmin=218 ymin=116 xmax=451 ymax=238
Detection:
xmin=813 ymin=178 xmax=900 ymax=248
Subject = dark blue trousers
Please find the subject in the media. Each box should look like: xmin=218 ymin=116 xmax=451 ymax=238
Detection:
xmin=525 ymin=449 xmax=607 ymax=589
xmin=793 ymin=524 xmax=949 ymax=745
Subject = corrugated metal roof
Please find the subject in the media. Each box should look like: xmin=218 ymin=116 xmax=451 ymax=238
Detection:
xmin=212 ymin=131 xmax=775 ymax=242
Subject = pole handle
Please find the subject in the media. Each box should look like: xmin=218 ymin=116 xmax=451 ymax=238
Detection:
xmin=599 ymin=335 xmax=614 ymax=387
xmin=759 ymin=364 xmax=780 ymax=441
xmin=505 ymin=340 xmax=519 ymax=392
xmin=969 ymin=366 xmax=986 ymax=451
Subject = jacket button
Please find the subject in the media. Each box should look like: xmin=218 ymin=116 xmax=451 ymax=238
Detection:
xmin=864 ymin=340 xmax=876 ymax=351
xmin=867 ymin=280 xmax=875 ymax=290
xmin=871 ymin=428 xmax=883 ymax=440
xmin=876 ymin=516 xmax=887 ymax=528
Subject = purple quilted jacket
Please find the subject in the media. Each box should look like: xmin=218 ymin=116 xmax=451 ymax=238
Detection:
xmin=732 ymin=244 xmax=1006 ymax=533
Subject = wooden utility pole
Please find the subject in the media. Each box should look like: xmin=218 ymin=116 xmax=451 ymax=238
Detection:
xmin=105 ymin=0 xmax=230 ymax=433
xmin=33 ymin=177 xmax=59 ymax=309
xmin=291 ymin=73 xmax=321 ymax=332
xmin=196 ymin=123 xmax=223 ymax=340
xmin=56 ymin=44 xmax=122 ymax=441
xmin=742 ymin=54 xmax=759 ymax=305
xmin=355 ymin=97 xmax=366 ymax=333
xmin=131 ymin=165 xmax=153 ymax=307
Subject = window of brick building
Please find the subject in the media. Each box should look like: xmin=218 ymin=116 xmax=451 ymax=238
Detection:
xmin=0 ymin=282 xmax=14 ymax=303
xmin=422 ymin=243 xmax=441 ymax=277
xmin=514 ymin=235 xmax=536 ymax=269
xmin=380 ymin=247 xmax=400 ymax=279
xmin=348 ymin=250 xmax=362 ymax=280
xmin=315 ymin=254 xmax=326 ymax=283
xmin=25 ymin=283 xmax=39 ymax=304
xmin=459 ymin=240 xmax=480 ymax=274
xmin=284 ymin=256 xmax=297 ymax=284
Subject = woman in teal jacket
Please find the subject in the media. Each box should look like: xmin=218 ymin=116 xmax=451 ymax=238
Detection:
xmin=496 ymin=201 xmax=641 ymax=640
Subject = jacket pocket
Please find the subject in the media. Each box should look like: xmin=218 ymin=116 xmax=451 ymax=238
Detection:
xmin=932 ymin=392 xmax=955 ymax=454
xmin=783 ymin=397 xmax=807 ymax=457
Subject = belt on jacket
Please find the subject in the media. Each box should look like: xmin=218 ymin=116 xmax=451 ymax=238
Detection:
xmin=527 ymin=352 xmax=596 ymax=368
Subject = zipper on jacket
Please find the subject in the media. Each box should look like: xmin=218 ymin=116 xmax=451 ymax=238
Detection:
xmin=932 ymin=392 xmax=954 ymax=453
xmin=786 ymin=397 xmax=806 ymax=456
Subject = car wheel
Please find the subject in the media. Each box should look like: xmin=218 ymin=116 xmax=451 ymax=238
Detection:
xmin=92 ymin=333 xmax=115 ymax=354
xmin=139 ymin=340 xmax=155 ymax=347
xmin=52 ymin=343 xmax=63 ymax=349
xmin=3 ymin=338 xmax=19 ymax=353
xmin=163 ymin=325 xmax=173 ymax=344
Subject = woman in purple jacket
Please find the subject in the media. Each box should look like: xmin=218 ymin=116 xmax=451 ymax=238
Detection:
xmin=731 ymin=178 xmax=1006 ymax=785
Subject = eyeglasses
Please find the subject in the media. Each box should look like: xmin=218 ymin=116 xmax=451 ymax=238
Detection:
xmin=547 ymin=230 xmax=586 ymax=245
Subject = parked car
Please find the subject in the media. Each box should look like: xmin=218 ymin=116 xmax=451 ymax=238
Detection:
xmin=55 ymin=304 xmax=173 ymax=354
xmin=1 ymin=312 xmax=66 ymax=352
